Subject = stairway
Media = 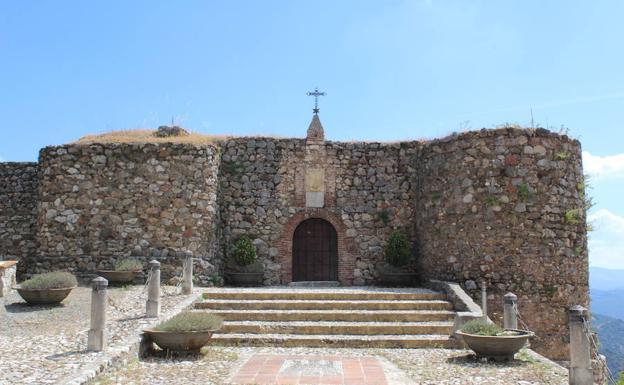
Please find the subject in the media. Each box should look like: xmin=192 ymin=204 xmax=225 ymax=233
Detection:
xmin=195 ymin=287 xmax=460 ymax=348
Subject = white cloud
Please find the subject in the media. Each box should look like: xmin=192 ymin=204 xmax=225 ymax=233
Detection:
xmin=589 ymin=209 xmax=624 ymax=269
xmin=582 ymin=151 xmax=624 ymax=180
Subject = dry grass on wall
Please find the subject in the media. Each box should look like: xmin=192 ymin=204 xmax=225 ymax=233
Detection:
xmin=73 ymin=129 xmax=230 ymax=145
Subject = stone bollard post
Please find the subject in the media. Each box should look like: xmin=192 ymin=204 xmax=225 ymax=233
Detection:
xmin=182 ymin=252 xmax=193 ymax=295
xmin=481 ymin=280 xmax=488 ymax=321
xmin=569 ymin=305 xmax=593 ymax=385
xmin=503 ymin=292 xmax=518 ymax=329
xmin=87 ymin=277 xmax=108 ymax=352
xmin=146 ymin=259 xmax=161 ymax=317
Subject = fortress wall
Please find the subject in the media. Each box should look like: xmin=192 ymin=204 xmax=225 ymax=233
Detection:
xmin=34 ymin=143 xmax=221 ymax=283
xmin=1 ymin=126 xmax=589 ymax=360
xmin=217 ymin=138 xmax=419 ymax=285
xmin=415 ymin=127 xmax=588 ymax=359
xmin=0 ymin=162 xmax=39 ymax=276
xmin=328 ymin=140 xmax=420 ymax=284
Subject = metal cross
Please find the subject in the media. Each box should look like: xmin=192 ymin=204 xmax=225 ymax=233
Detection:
xmin=307 ymin=88 xmax=326 ymax=114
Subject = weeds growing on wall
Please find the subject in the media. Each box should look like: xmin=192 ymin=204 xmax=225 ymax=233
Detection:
xmin=554 ymin=151 xmax=570 ymax=160
xmin=565 ymin=209 xmax=581 ymax=225
xmin=223 ymin=161 xmax=245 ymax=174
xmin=484 ymin=196 xmax=500 ymax=206
xmin=517 ymin=182 xmax=530 ymax=201
xmin=377 ymin=210 xmax=390 ymax=225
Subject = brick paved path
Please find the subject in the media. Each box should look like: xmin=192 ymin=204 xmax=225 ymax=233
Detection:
xmin=230 ymin=354 xmax=388 ymax=385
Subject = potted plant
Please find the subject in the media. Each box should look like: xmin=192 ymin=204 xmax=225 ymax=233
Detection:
xmin=455 ymin=319 xmax=534 ymax=361
xmin=97 ymin=257 xmax=143 ymax=284
xmin=15 ymin=271 xmax=77 ymax=305
xmin=225 ymin=235 xmax=264 ymax=286
xmin=378 ymin=230 xmax=417 ymax=286
xmin=144 ymin=311 xmax=223 ymax=353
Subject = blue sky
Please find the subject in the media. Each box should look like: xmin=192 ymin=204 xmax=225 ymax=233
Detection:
xmin=1 ymin=1 xmax=623 ymax=268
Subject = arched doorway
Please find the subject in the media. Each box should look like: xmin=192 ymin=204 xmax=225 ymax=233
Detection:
xmin=292 ymin=218 xmax=338 ymax=281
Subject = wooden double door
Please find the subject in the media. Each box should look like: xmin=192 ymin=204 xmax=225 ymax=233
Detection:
xmin=292 ymin=218 xmax=338 ymax=281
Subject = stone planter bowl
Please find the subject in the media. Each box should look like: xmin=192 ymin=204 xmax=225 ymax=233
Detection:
xmin=456 ymin=329 xmax=534 ymax=361
xmin=15 ymin=286 xmax=76 ymax=305
xmin=143 ymin=329 xmax=216 ymax=353
xmin=226 ymin=271 xmax=264 ymax=287
xmin=97 ymin=270 xmax=142 ymax=284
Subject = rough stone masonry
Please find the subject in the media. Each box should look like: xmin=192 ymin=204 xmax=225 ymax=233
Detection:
xmin=0 ymin=118 xmax=588 ymax=360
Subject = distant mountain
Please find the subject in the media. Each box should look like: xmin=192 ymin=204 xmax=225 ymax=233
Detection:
xmin=591 ymin=289 xmax=624 ymax=321
xmin=590 ymin=267 xmax=624 ymax=321
xmin=590 ymin=266 xmax=624 ymax=291
xmin=592 ymin=313 xmax=624 ymax=377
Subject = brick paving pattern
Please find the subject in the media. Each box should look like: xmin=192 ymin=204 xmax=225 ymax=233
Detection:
xmin=230 ymin=354 xmax=387 ymax=385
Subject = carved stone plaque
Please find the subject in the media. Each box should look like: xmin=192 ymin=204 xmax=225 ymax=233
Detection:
xmin=305 ymin=168 xmax=325 ymax=207
xmin=305 ymin=168 xmax=324 ymax=192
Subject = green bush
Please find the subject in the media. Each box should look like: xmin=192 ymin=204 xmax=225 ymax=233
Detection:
xmin=20 ymin=271 xmax=77 ymax=290
xmin=154 ymin=311 xmax=223 ymax=332
xmin=114 ymin=258 xmax=143 ymax=271
xmin=232 ymin=235 xmax=256 ymax=266
xmin=384 ymin=231 xmax=412 ymax=267
xmin=565 ymin=208 xmax=581 ymax=225
xmin=617 ymin=371 xmax=624 ymax=385
xmin=461 ymin=319 xmax=503 ymax=336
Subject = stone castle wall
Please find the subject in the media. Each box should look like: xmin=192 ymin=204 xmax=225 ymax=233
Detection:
xmin=217 ymin=138 xmax=419 ymax=285
xmin=0 ymin=163 xmax=39 ymax=276
xmin=35 ymin=143 xmax=221 ymax=283
xmin=416 ymin=127 xmax=588 ymax=359
xmin=0 ymin=126 xmax=588 ymax=359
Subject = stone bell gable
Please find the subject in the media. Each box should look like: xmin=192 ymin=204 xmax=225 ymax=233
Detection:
xmin=306 ymin=114 xmax=325 ymax=142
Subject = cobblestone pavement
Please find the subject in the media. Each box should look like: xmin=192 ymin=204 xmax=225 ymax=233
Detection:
xmin=0 ymin=285 xmax=191 ymax=385
xmin=90 ymin=346 xmax=568 ymax=385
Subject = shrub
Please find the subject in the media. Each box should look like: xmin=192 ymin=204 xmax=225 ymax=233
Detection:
xmin=517 ymin=182 xmax=530 ymax=201
xmin=154 ymin=311 xmax=223 ymax=332
xmin=232 ymin=235 xmax=256 ymax=266
xmin=20 ymin=271 xmax=77 ymax=290
xmin=565 ymin=208 xmax=581 ymax=225
xmin=377 ymin=210 xmax=390 ymax=224
xmin=114 ymin=258 xmax=143 ymax=271
xmin=384 ymin=231 xmax=412 ymax=267
xmin=554 ymin=151 xmax=570 ymax=160
xmin=461 ymin=319 xmax=503 ymax=336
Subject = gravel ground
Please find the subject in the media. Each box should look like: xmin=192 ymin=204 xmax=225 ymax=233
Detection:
xmin=0 ymin=284 xmax=191 ymax=385
xmin=90 ymin=346 xmax=568 ymax=385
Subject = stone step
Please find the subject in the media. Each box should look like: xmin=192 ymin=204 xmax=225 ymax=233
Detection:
xmin=207 ymin=333 xmax=460 ymax=349
xmin=206 ymin=309 xmax=456 ymax=322
xmin=288 ymin=281 xmax=340 ymax=287
xmin=219 ymin=320 xmax=455 ymax=335
xmin=196 ymin=299 xmax=453 ymax=311
xmin=202 ymin=289 xmax=446 ymax=301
